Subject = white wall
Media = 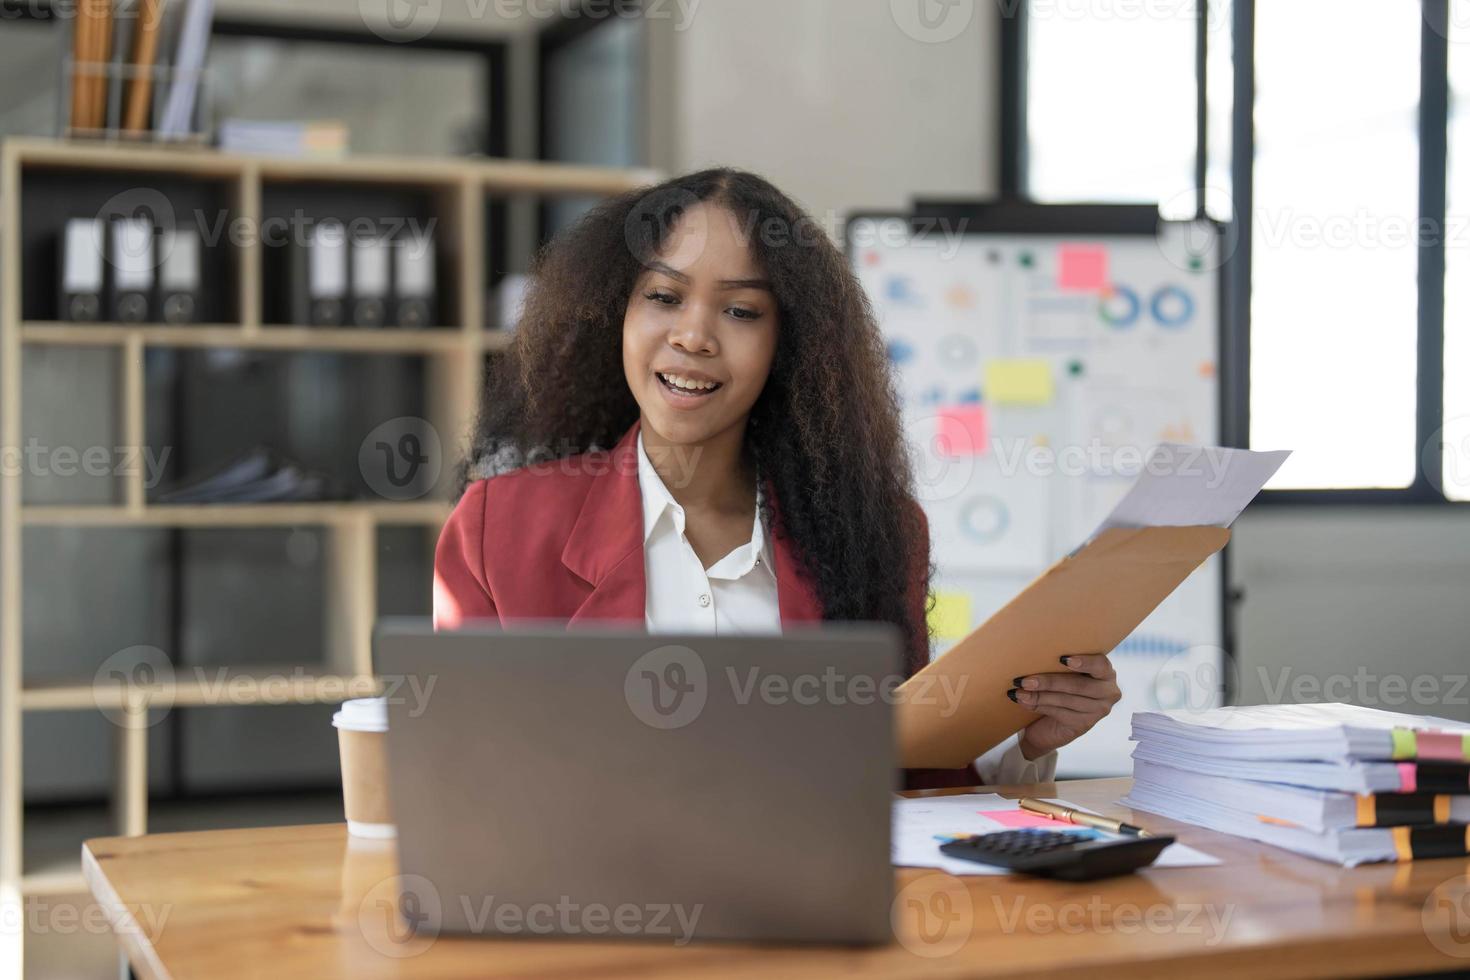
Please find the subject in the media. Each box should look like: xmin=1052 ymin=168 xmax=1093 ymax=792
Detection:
xmin=661 ymin=0 xmax=994 ymax=229
xmin=1231 ymin=510 xmax=1470 ymax=723
xmin=659 ymin=0 xmax=1470 ymax=725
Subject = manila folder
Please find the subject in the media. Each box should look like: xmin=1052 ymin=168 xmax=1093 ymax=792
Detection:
xmin=898 ymin=524 xmax=1230 ymax=769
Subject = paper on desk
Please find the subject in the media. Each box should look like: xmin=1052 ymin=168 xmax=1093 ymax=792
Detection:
xmin=1088 ymin=443 xmax=1291 ymax=543
xmin=893 ymin=794 xmax=1221 ymax=875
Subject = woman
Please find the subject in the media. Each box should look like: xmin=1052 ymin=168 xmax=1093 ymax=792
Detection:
xmin=434 ymin=168 xmax=1120 ymax=788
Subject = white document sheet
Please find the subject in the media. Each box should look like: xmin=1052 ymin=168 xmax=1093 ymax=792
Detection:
xmin=1089 ymin=443 xmax=1291 ymax=541
xmin=893 ymin=794 xmax=1221 ymax=875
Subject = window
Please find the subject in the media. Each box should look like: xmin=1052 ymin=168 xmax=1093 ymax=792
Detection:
xmin=1024 ymin=3 xmax=1197 ymax=210
xmin=1013 ymin=0 xmax=1462 ymax=501
xmin=1250 ymin=1 xmax=1421 ymax=489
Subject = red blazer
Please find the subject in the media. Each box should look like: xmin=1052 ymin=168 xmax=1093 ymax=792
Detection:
xmin=434 ymin=419 xmax=977 ymax=789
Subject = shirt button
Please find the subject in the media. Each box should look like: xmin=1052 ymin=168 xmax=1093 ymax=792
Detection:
xmin=698 ymin=593 xmax=711 ymax=608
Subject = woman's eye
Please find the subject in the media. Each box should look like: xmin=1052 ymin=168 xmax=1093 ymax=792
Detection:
xmin=727 ymin=306 xmax=761 ymax=321
xmin=645 ymin=290 xmax=678 ymax=305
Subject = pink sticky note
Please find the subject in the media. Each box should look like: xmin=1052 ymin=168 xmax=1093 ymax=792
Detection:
xmin=936 ymin=405 xmax=988 ymax=456
xmin=978 ymin=809 xmax=1074 ymax=830
xmin=1057 ymin=244 xmax=1108 ymax=291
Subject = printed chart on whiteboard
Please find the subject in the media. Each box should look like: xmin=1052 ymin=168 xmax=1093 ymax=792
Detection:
xmin=849 ymin=214 xmax=1226 ymax=776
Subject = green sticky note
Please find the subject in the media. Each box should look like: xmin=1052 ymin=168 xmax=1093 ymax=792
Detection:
xmin=929 ymin=591 xmax=972 ymax=642
xmin=984 ymin=358 xmax=1055 ymax=406
xmin=1389 ymin=728 xmax=1417 ymax=760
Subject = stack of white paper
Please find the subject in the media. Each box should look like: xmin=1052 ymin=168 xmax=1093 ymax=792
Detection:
xmin=1088 ymin=443 xmax=1291 ymax=541
xmin=1121 ymin=703 xmax=1470 ymax=866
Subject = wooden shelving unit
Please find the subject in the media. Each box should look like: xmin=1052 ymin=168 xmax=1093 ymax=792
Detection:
xmin=0 ymin=138 xmax=658 ymax=906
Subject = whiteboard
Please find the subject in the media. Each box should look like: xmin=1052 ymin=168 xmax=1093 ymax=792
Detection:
xmin=848 ymin=212 xmax=1227 ymax=776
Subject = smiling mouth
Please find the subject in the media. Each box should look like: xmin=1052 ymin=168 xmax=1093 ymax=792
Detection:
xmin=656 ymin=372 xmax=723 ymax=397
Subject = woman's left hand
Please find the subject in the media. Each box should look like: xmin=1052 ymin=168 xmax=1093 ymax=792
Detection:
xmin=1012 ymin=654 xmax=1121 ymax=760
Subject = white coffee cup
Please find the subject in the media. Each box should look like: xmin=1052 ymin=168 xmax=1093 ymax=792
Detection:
xmin=332 ymin=697 xmax=395 ymax=839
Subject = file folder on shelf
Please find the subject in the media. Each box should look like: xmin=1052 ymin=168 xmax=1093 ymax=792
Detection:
xmin=393 ymin=232 xmax=436 ymax=328
xmin=158 ymin=227 xmax=201 ymax=324
xmin=292 ymin=219 xmax=348 ymax=327
xmin=350 ymin=232 xmax=391 ymax=328
xmin=108 ymin=217 xmax=154 ymax=322
xmin=60 ymin=218 xmax=105 ymax=322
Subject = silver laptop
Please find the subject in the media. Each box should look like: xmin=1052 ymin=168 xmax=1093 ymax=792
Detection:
xmin=375 ymin=620 xmax=899 ymax=945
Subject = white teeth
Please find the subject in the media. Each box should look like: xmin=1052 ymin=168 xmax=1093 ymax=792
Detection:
xmin=660 ymin=373 xmax=719 ymax=392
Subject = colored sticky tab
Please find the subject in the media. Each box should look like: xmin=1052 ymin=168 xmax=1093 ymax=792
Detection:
xmin=984 ymin=359 xmax=1054 ymax=406
xmin=1390 ymin=729 xmax=1417 ymax=760
xmin=1057 ymin=244 xmax=1109 ymax=291
xmin=1417 ymin=731 xmax=1470 ymax=762
xmin=936 ymin=405 xmax=988 ymax=456
xmin=978 ymin=809 xmax=1074 ymax=830
xmin=928 ymin=591 xmax=972 ymax=641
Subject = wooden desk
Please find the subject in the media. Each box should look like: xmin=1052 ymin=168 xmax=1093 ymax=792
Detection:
xmin=84 ymin=777 xmax=1470 ymax=979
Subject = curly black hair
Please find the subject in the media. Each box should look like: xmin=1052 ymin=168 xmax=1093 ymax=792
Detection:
xmin=459 ymin=167 xmax=933 ymax=670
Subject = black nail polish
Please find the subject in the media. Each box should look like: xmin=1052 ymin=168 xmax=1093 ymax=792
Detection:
xmin=1006 ymin=688 xmax=1019 ymax=703
xmin=1011 ymin=675 xmax=1025 ymax=687
xmin=1059 ymin=656 xmax=1072 ymax=666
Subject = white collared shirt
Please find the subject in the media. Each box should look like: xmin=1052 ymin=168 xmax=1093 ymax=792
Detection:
xmin=635 ymin=430 xmax=1055 ymax=785
xmin=637 ymin=431 xmax=783 ymax=636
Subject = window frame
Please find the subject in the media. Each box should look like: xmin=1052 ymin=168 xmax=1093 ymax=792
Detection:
xmin=1002 ymin=0 xmax=1460 ymax=505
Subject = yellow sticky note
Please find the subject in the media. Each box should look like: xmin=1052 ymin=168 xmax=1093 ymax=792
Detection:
xmin=929 ymin=591 xmax=972 ymax=642
xmin=984 ymin=359 xmax=1055 ymax=406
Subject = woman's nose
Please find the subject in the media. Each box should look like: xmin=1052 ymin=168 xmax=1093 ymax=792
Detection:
xmin=668 ymin=305 xmax=717 ymax=355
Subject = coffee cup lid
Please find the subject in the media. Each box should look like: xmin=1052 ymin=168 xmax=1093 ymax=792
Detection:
xmin=332 ymin=697 xmax=388 ymax=733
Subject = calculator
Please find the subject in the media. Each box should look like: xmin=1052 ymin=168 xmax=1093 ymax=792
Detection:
xmin=938 ymin=828 xmax=1175 ymax=881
